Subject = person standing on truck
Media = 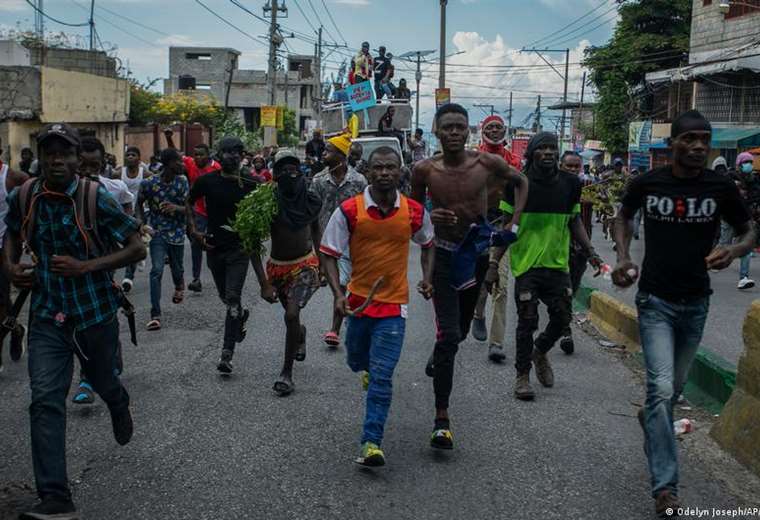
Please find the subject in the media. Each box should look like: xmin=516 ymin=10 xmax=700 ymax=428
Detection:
xmin=373 ymin=46 xmax=391 ymax=100
xmin=350 ymin=42 xmax=373 ymax=85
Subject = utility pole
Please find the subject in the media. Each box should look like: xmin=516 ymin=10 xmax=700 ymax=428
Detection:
xmin=315 ymin=26 xmax=322 ymax=125
xmin=439 ymin=0 xmax=447 ymax=89
xmin=88 ymin=0 xmax=95 ymax=50
xmin=264 ymin=0 xmax=287 ymax=146
xmin=535 ymin=95 xmax=542 ymax=133
xmin=576 ymin=71 xmax=586 ymax=149
xmin=473 ymin=104 xmax=495 ymax=116
xmin=520 ymin=48 xmax=570 ymax=143
xmin=399 ymin=50 xmax=435 ymax=132
xmin=35 ymin=0 xmax=44 ymax=39
xmin=507 ymin=91 xmax=513 ymax=135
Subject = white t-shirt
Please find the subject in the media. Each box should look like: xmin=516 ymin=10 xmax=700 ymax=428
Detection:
xmin=99 ymin=175 xmax=135 ymax=209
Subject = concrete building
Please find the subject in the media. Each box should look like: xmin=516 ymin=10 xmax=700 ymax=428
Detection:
xmin=164 ymin=46 xmax=318 ymax=135
xmin=634 ymin=0 xmax=760 ymax=168
xmin=0 ymin=41 xmax=128 ymax=166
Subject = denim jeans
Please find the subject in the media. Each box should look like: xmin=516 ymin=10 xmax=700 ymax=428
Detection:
xmin=636 ymin=291 xmax=709 ymax=498
xmin=190 ymin=212 xmax=208 ymax=281
xmin=28 ymin=315 xmax=129 ymax=501
xmin=346 ymin=315 xmax=405 ymax=446
xmin=149 ymin=235 xmax=185 ymax=319
xmin=207 ymin=248 xmax=250 ymax=351
xmin=719 ymin=220 xmax=751 ymax=279
xmin=740 ymin=253 xmax=751 ymax=279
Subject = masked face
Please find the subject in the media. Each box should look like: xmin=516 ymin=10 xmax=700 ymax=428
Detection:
xmin=740 ymin=162 xmax=754 ymax=175
xmin=275 ymin=163 xmax=303 ymax=195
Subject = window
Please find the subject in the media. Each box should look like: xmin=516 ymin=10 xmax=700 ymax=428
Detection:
xmin=725 ymin=0 xmax=760 ymax=18
xmin=703 ymin=0 xmax=711 ymax=5
xmin=186 ymin=53 xmax=212 ymax=61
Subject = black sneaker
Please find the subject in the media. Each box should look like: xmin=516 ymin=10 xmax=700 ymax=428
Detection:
xmin=10 ymin=324 xmax=26 ymax=361
xmin=425 ymin=352 xmax=435 ymax=377
xmin=110 ymin=407 xmax=133 ymax=446
xmin=217 ymin=349 xmax=233 ymax=374
xmin=559 ymin=336 xmax=574 ymax=355
xmin=188 ymin=279 xmax=202 ymax=293
xmin=488 ymin=344 xmax=506 ymax=363
xmin=19 ymin=497 xmax=79 ymax=520
xmin=471 ymin=317 xmax=487 ymax=341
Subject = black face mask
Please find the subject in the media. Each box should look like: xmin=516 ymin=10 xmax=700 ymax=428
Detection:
xmin=277 ymin=172 xmax=304 ymax=196
xmin=275 ymin=171 xmax=322 ymax=231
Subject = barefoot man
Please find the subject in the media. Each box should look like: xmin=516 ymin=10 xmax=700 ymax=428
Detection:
xmin=411 ymin=103 xmax=528 ymax=450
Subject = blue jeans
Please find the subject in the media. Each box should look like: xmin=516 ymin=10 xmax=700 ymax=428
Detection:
xmin=28 ymin=315 xmax=129 ymax=500
xmin=346 ymin=316 xmax=405 ymax=446
xmin=190 ymin=212 xmax=208 ymax=281
xmin=740 ymin=253 xmax=751 ymax=279
xmin=149 ymin=235 xmax=185 ymax=319
xmin=719 ymin=220 xmax=751 ymax=279
xmin=636 ymin=291 xmax=709 ymax=498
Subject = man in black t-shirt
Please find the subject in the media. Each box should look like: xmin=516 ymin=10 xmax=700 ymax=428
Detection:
xmin=373 ymin=46 xmax=390 ymax=100
xmin=187 ymin=137 xmax=276 ymax=374
xmin=612 ymin=111 xmax=755 ymax=519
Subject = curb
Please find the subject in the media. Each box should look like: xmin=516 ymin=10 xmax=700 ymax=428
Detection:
xmin=577 ymin=285 xmax=736 ymax=412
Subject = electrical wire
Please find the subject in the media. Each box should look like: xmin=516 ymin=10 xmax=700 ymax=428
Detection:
xmin=25 ymin=0 xmax=89 ymax=27
xmin=291 ymin=0 xmax=319 ymax=34
xmin=320 ymin=0 xmax=347 ymax=46
xmin=95 ymin=4 xmax=170 ymax=37
xmin=535 ymin=3 xmax=621 ymax=49
xmin=526 ymin=0 xmax=611 ymax=49
xmin=193 ymin=0 xmax=265 ymax=46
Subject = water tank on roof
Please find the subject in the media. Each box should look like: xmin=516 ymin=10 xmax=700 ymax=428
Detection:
xmin=178 ymin=75 xmax=196 ymax=90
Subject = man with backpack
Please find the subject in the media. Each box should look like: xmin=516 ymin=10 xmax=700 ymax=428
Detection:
xmin=4 ymin=123 xmax=146 ymax=519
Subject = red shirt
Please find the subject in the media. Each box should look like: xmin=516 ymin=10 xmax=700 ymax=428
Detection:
xmin=184 ymin=156 xmax=220 ymax=217
xmin=251 ymin=168 xmax=272 ymax=183
xmin=479 ymin=143 xmax=521 ymax=169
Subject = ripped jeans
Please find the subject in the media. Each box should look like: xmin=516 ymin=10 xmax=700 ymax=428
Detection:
xmin=514 ymin=268 xmax=572 ymax=374
xmin=207 ymin=248 xmax=250 ymax=351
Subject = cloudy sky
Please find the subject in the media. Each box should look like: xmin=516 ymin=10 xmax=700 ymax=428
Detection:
xmin=1 ymin=0 xmax=620 ymax=130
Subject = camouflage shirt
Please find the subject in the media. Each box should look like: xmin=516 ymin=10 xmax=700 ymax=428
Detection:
xmin=311 ymin=167 xmax=368 ymax=232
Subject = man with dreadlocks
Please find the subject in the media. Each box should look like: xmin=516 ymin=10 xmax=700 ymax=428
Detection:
xmin=187 ymin=137 xmax=271 ymax=375
xmin=252 ymin=150 xmax=323 ymax=396
xmin=501 ymin=132 xmax=602 ymax=401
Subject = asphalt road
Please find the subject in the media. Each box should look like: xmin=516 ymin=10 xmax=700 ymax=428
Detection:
xmin=1 ymin=245 xmax=758 ymax=519
xmin=584 ymin=222 xmax=758 ymax=367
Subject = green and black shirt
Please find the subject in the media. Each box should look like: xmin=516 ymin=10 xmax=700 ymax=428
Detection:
xmin=501 ymin=170 xmax=581 ymax=278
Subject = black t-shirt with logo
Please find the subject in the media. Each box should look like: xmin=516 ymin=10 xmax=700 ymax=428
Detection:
xmin=374 ymin=55 xmax=389 ymax=80
xmin=621 ymin=166 xmax=750 ymax=302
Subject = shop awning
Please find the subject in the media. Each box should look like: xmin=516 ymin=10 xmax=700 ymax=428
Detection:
xmin=712 ymin=127 xmax=760 ymax=149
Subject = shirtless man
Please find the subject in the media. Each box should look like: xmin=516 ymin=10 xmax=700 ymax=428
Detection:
xmin=253 ymin=150 xmax=323 ymax=396
xmin=411 ymin=103 xmax=528 ymax=449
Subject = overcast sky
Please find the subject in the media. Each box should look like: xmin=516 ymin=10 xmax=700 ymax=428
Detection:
xmin=1 ymin=0 xmax=620 ymax=130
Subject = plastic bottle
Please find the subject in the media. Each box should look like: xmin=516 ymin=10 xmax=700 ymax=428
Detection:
xmin=673 ymin=418 xmax=693 ymax=435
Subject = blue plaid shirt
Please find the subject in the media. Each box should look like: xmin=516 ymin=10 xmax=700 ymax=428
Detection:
xmin=5 ymin=177 xmax=140 ymax=330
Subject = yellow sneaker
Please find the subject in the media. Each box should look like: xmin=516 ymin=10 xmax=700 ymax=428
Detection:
xmin=354 ymin=442 xmax=385 ymax=467
xmin=430 ymin=428 xmax=454 ymax=450
xmin=361 ymin=371 xmax=369 ymax=391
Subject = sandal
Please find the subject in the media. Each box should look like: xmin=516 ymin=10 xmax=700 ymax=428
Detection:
xmin=323 ymin=331 xmax=339 ymax=348
xmin=146 ymin=319 xmax=161 ymax=331
xmin=273 ymin=379 xmax=294 ymax=396
xmin=296 ymin=325 xmax=307 ymax=362
xmin=72 ymin=381 xmax=95 ymax=405
xmin=172 ymin=289 xmax=184 ymax=304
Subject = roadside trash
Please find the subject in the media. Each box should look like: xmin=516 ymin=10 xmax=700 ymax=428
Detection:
xmin=673 ymin=419 xmax=693 ymax=435
xmin=599 ymin=340 xmax=618 ymax=348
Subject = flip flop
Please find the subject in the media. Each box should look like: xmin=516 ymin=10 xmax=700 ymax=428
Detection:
xmin=72 ymin=381 xmax=95 ymax=405
xmin=172 ymin=290 xmax=184 ymax=304
xmin=273 ymin=379 xmax=294 ymax=396
xmin=146 ymin=319 xmax=161 ymax=331
xmin=296 ymin=325 xmax=307 ymax=362
xmin=323 ymin=331 xmax=339 ymax=348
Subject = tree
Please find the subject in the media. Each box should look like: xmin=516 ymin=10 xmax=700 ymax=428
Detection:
xmin=214 ymin=116 xmax=261 ymax=152
xmin=583 ymin=0 xmax=691 ymax=153
xmin=258 ymin=107 xmax=300 ymax=148
xmin=129 ymin=80 xmax=161 ymax=127
xmin=151 ymin=92 xmax=226 ymax=128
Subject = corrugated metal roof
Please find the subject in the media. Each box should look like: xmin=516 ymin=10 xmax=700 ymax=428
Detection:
xmin=712 ymin=127 xmax=760 ymax=149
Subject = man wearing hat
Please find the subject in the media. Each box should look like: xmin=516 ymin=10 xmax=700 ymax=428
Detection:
xmin=187 ymin=136 xmax=269 ymax=375
xmin=4 ymin=123 xmax=146 ymax=519
xmin=312 ymin=134 xmax=368 ymax=347
xmin=501 ymin=131 xmax=602 ymax=401
xmin=252 ymin=150 xmax=322 ymax=396
xmin=612 ymin=110 xmax=756 ymax=517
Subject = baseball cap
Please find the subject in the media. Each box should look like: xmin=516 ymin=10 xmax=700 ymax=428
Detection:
xmin=274 ymin=149 xmax=300 ymax=169
xmin=36 ymin=123 xmax=81 ymax=147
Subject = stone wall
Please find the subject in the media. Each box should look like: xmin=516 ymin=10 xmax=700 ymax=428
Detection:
xmin=0 ymin=66 xmax=41 ymax=120
xmin=690 ymin=1 xmax=760 ymax=63
xmin=30 ymin=47 xmax=117 ymax=78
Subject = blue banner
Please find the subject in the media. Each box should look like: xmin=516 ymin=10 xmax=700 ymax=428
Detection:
xmin=345 ymin=81 xmax=376 ymax=112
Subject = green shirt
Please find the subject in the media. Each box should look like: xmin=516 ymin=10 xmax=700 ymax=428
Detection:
xmin=501 ymin=170 xmax=581 ymax=278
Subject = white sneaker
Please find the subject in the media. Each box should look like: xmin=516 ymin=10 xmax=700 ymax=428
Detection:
xmin=121 ymin=278 xmax=133 ymax=293
xmin=138 ymin=260 xmax=146 ymax=272
xmin=738 ymin=277 xmax=755 ymax=290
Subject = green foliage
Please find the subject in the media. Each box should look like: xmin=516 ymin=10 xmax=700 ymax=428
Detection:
xmin=258 ymin=107 xmax=300 ymax=147
xmin=582 ymin=173 xmax=628 ymax=214
xmin=214 ymin=116 xmax=261 ymax=152
xmin=129 ymin=80 xmax=161 ymax=127
xmin=231 ymin=183 xmax=278 ymax=255
xmin=583 ymin=0 xmax=691 ymax=153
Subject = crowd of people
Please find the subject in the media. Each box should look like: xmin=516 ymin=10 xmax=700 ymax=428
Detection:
xmin=0 ymin=103 xmax=756 ymax=520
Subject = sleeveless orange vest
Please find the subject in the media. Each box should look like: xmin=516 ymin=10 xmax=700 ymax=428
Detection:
xmin=348 ymin=193 xmax=411 ymax=304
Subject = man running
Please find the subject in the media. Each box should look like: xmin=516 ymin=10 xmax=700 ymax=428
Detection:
xmin=187 ymin=137 xmax=268 ymax=374
xmin=119 ymin=146 xmax=149 ymax=293
xmin=612 ymin=111 xmax=755 ymax=518
xmin=5 ymin=123 xmax=145 ymax=520
xmin=253 ymin=151 xmax=322 ymax=395
xmin=137 ymin=148 xmax=188 ymax=331
xmin=0 ymin=138 xmax=28 ymax=371
xmin=311 ymin=134 xmax=368 ymax=347
xmin=321 ymin=146 xmax=434 ymax=466
xmin=411 ymin=103 xmax=528 ymax=449
xmin=502 ymin=133 xmax=601 ymax=401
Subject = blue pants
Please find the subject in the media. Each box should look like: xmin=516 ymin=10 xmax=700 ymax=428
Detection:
xmin=346 ymin=316 xmax=405 ymax=446
xmin=28 ymin=315 xmax=129 ymax=501
xmin=636 ymin=291 xmax=709 ymax=498
xmin=149 ymin=235 xmax=185 ymax=319
xmin=190 ymin=212 xmax=208 ymax=281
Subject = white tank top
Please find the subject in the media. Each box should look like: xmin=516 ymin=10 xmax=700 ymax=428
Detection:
xmin=0 ymin=164 xmax=8 ymax=248
xmin=121 ymin=166 xmax=144 ymax=209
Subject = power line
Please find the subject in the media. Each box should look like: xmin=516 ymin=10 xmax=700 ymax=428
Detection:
xmin=95 ymin=4 xmax=170 ymax=37
xmin=320 ymin=0 xmax=347 ymax=46
xmin=68 ymin=0 xmax=157 ymax=46
xmin=543 ymin=13 xmax=619 ymax=48
xmin=25 ymin=0 xmax=89 ymax=27
xmin=537 ymin=3 xmax=621 ymax=49
xmin=194 ymin=0 xmax=265 ymax=46
xmin=527 ymin=0 xmax=610 ymax=49
xmin=306 ymin=0 xmax=340 ymax=44
xmin=291 ymin=0 xmax=319 ymax=34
